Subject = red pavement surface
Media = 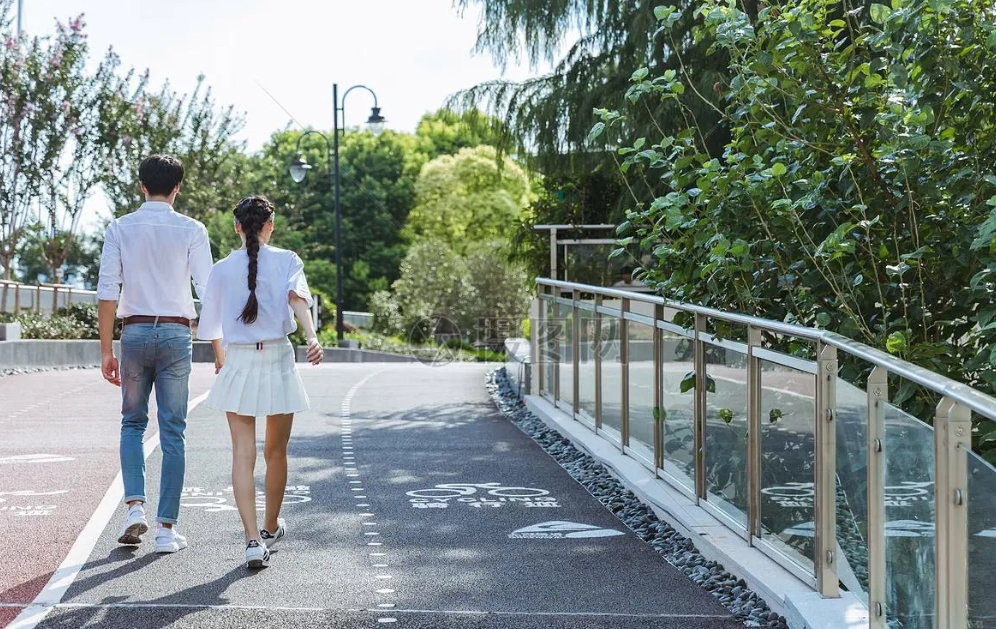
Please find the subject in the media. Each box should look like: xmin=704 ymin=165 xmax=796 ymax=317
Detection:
xmin=0 ymin=366 xmax=216 ymax=626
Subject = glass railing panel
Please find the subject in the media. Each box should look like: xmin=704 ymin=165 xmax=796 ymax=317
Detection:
xmin=758 ymin=358 xmax=816 ymax=572
xmin=834 ymin=377 xmax=870 ymax=604
xmin=600 ymin=315 xmax=623 ymax=439
xmin=968 ymin=445 xmax=996 ymax=628
xmin=661 ymin=329 xmax=695 ymax=491
xmin=627 ymin=320 xmax=656 ymax=456
xmin=540 ymin=298 xmax=556 ymax=398
xmin=557 ymin=300 xmax=573 ymax=409
xmin=577 ymin=305 xmax=597 ymax=422
xmin=882 ymin=389 xmax=936 ymax=629
xmin=705 ymin=343 xmax=749 ymax=530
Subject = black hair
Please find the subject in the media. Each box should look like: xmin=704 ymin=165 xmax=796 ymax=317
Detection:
xmin=139 ymin=154 xmax=185 ymax=197
xmin=233 ymin=196 xmax=275 ymax=325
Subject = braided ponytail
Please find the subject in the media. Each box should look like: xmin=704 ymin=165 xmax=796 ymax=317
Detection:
xmin=234 ymin=196 xmax=275 ymax=325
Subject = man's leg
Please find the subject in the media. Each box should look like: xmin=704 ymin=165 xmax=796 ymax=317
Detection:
xmin=119 ymin=324 xmax=155 ymax=544
xmin=153 ymin=325 xmax=193 ymax=529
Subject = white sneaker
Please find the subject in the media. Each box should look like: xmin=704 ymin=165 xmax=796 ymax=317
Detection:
xmin=245 ymin=540 xmax=270 ymax=569
xmin=117 ymin=505 xmax=149 ymax=545
xmin=155 ymin=526 xmax=188 ymax=554
xmin=259 ymin=518 xmax=286 ymax=547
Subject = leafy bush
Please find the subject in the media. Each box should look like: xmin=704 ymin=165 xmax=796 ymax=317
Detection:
xmin=595 ymin=0 xmax=996 ymax=455
xmin=392 ymin=239 xmax=475 ymax=335
xmin=55 ymin=303 xmax=99 ymax=338
xmin=391 ymin=239 xmax=530 ymax=346
xmin=368 ymin=290 xmax=404 ymax=336
xmin=12 ymin=312 xmax=91 ymax=340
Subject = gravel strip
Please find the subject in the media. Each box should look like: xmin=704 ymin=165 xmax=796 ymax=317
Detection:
xmin=486 ymin=367 xmax=790 ymax=629
xmin=0 ymin=364 xmax=98 ymax=379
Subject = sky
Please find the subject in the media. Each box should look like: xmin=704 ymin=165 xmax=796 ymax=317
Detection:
xmin=19 ymin=0 xmax=550 ymax=230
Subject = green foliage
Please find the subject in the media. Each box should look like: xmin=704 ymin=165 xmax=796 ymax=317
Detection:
xmin=102 ymin=74 xmax=247 ymax=226
xmin=393 ymin=240 xmax=474 ymax=332
xmin=602 ymin=0 xmax=996 ymax=446
xmin=3 ymin=302 xmax=104 ymax=340
xmin=248 ymin=128 xmax=428 ymax=312
xmin=368 ymin=290 xmax=404 ymax=336
xmin=415 ymin=108 xmax=505 ymax=157
xmin=405 ymin=146 xmax=532 ymax=254
xmin=452 ymin=1 xmax=727 ymax=177
xmin=464 ymin=241 xmax=532 ymax=342
xmin=391 ymin=239 xmax=531 ymax=346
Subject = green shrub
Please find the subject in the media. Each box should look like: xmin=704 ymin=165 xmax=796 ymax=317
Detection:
xmin=55 ymin=303 xmax=99 ymax=339
xmin=13 ymin=312 xmax=90 ymax=340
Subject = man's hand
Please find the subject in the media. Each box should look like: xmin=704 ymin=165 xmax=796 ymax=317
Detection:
xmin=102 ymin=353 xmax=121 ymax=386
xmin=306 ymin=339 xmax=323 ymax=365
xmin=214 ymin=348 xmax=226 ymax=374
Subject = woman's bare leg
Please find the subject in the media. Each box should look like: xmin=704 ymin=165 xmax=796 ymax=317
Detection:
xmin=227 ymin=412 xmax=260 ymax=543
xmin=263 ymin=413 xmax=294 ymax=533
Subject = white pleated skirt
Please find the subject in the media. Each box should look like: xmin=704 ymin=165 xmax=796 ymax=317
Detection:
xmin=205 ymin=338 xmax=310 ymax=416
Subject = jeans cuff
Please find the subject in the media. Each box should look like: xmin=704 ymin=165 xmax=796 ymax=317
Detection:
xmin=124 ymin=495 xmax=146 ymax=504
xmin=156 ymin=516 xmax=178 ymax=525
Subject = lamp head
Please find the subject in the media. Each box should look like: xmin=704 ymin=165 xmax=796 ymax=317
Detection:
xmin=289 ymin=155 xmax=312 ymax=183
xmin=366 ymin=106 xmax=386 ymax=136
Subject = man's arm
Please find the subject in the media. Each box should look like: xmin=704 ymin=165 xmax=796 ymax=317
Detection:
xmin=96 ymin=224 xmax=122 ymax=386
xmin=189 ymin=224 xmax=213 ymax=300
xmin=98 ymin=300 xmax=120 ymax=386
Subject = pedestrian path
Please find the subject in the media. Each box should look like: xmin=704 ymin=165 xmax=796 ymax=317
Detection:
xmin=1 ymin=364 xmax=743 ymax=629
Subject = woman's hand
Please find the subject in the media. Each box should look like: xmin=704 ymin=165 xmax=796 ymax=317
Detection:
xmin=214 ymin=349 xmax=226 ymax=374
xmin=306 ymin=338 xmax=323 ymax=365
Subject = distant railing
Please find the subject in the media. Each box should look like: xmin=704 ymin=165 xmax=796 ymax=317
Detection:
xmin=0 ymin=281 xmax=97 ymax=315
xmin=532 ymin=278 xmax=996 ymax=629
xmin=0 ymin=281 xmax=321 ymax=328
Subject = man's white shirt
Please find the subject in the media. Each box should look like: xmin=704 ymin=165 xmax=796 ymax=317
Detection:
xmin=96 ymin=201 xmax=213 ymax=319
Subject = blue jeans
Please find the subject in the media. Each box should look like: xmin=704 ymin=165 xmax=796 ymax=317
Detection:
xmin=119 ymin=323 xmax=192 ymax=524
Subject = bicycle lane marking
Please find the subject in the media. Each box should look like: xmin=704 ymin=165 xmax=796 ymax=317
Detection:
xmin=6 ymin=391 xmax=211 ymax=629
xmin=335 ymin=369 xmax=400 ymax=624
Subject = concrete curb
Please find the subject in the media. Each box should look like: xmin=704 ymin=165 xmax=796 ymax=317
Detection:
xmin=0 ymin=340 xmax=419 ymax=368
xmin=522 ymin=394 xmax=869 ymax=629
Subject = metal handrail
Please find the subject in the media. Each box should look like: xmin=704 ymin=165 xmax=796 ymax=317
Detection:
xmin=538 ymin=277 xmax=996 ymax=420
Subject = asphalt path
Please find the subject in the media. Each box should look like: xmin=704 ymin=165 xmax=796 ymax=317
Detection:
xmin=3 ymin=363 xmax=743 ymax=629
xmin=0 ymin=366 xmax=217 ymax=628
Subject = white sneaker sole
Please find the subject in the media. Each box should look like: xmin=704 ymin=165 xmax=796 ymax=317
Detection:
xmin=246 ymin=556 xmax=269 ymax=569
xmin=117 ymin=522 xmax=148 ymax=545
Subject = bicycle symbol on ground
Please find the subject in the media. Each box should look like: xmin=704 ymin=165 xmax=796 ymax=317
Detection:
xmin=406 ymin=483 xmax=550 ymax=499
xmin=407 ymin=482 xmax=560 ymax=510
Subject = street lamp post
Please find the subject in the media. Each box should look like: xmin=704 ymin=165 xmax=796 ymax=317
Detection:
xmin=289 ymin=84 xmax=385 ymax=345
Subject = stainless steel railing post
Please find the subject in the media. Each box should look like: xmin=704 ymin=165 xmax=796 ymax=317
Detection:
xmin=867 ymin=367 xmax=888 ymax=628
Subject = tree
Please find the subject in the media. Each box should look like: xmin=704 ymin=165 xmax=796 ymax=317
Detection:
xmin=247 ymin=129 xmax=429 ymax=311
xmin=465 ymin=241 xmax=531 ymax=346
xmin=392 ymin=239 xmax=474 ymax=337
xmin=405 ymin=145 xmax=532 ymax=254
xmin=102 ymin=74 xmax=247 ymax=227
xmin=14 ymin=222 xmax=99 ymax=287
xmin=451 ymin=0 xmax=729 ymax=174
xmin=0 ymin=4 xmax=116 ymax=281
xmin=415 ymin=108 xmax=504 ymax=157
xmin=598 ymin=0 xmax=996 ymax=449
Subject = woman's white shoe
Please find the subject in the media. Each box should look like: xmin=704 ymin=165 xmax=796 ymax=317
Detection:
xmin=245 ymin=540 xmax=270 ymax=569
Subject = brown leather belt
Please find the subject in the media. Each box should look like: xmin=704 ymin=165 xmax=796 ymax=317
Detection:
xmin=122 ymin=315 xmax=191 ymax=327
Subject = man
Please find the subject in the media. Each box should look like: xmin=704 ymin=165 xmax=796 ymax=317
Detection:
xmin=97 ymin=155 xmax=213 ymax=553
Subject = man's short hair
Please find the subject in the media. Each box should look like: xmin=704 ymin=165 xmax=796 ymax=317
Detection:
xmin=139 ymin=155 xmax=185 ymax=196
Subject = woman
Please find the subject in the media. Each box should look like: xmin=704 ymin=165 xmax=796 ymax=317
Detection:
xmin=197 ymin=195 xmax=323 ymax=569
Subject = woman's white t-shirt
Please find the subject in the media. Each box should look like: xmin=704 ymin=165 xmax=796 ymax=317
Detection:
xmin=197 ymin=245 xmax=312 ymax=346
